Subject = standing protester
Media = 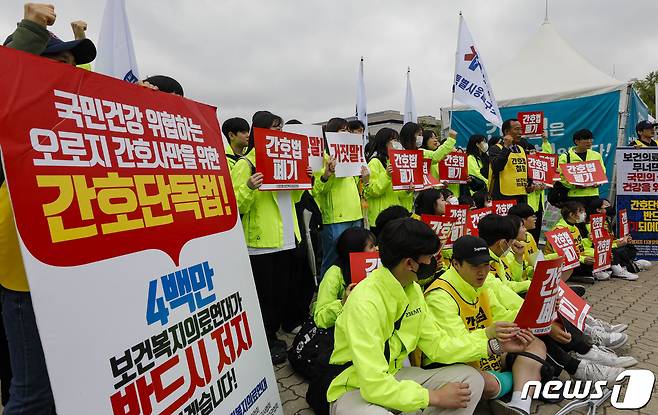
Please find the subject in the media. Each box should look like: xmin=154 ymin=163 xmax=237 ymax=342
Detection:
xmin=1 ymin=4 xmax=97 ymax=414
xmin=631 ymin=120 xmax=658 ymax=147
xmin=488 ymin=119 xmax=529 ymax=203
xmin=523 ymin=133 xmax=552 ymax=243
xmin=421 ymin=130 xmax=440 ymax=151
xmin=558 ymin=129 xmax=605 ymax=208
xmin=222 ymin=117 xmax=251 ymax=170
xmin=348 ymin=119 xmax=365 ymax=135
xmin=465 ymin=135 xmax=490 ymax=193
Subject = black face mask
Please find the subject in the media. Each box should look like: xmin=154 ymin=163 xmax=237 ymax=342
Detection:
xmin=412 ymin=256 xmax=438 ymax=280
xmin=605 ymin=206 xmax=615 ymax=218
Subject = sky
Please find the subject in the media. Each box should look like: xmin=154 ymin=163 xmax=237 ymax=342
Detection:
xmin=3 ymin=0 xmax=657 ymax=125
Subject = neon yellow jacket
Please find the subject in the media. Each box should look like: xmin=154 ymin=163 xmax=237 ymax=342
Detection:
xmin=231 ymin=150 xmax=302 ymax=248
xmin=527 ymin=140 xmax=553 ymax=212
xmin=482 ymin=249 xmax=524 ymax=311
xmin=490 ymin=249 xmax=531 ymax=294
xmin=311 ymin=155 xmax=363 ymax=225
xmin=467 ymin=154 xmax=488 ymax=189
xmin=313 ymin=265 xmax=346 ymax=329
xmin=327 ymin=267 xmax=489 ymax=411
xmin=364 ymin=158 xmax=403 ymax=226
xmin=558 ymin=148 xmax=605 ymax=198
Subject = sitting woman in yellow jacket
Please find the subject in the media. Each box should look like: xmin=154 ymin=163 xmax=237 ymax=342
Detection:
xmin=508 ymin=203 xmax=541 ymax=280
xmin=465 ymin=134 xmax=490 ymax=194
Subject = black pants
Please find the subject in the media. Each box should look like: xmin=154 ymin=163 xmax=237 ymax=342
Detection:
xmin=530 ymin=206 xmax=544 ymax=244
xmin=282 ymin=243 xmax=316 ymax=332
xmin=540 ymin=319 xmax=592 ymax=377
xmin=249 ymin=249 xmax=295 ymax=344
xmin=613 ymin=245 xmax=638 ymax=270
xmin=0 ymin=295 xmax=11 ymax=405
xmin=573 ymin=263 xmax=594 ymax=277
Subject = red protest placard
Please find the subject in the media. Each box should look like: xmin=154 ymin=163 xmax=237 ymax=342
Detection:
xmin=557 ymin=281 xmax=591 ymax=332
xmin=589 ymin=213 xmax=609 ymax=241
xmin=388 ymin=149 xmax=424 ymax=190
xmin=537 ymin=153 xmax=560 ymax=183
xmin=527 ymin=153 xmax=555 ymax=186
xmin=545 ymin=228 xmax=580 ymax=271
xmin=418 ymin=158 xmax=441 ymax=190
xmin=619 ymin=209 xmax=630 ymax=239
xmin=420 ymin=214 xmax=455 ymax=249
xmin=593 ymin=236 xmax=612 ymax=273
xmin=445 ymin=205 xmax=469 ymax=248
xmin=254 ymin=128 xmax=311 ymax=191
xmin=561 ymin=161 xmax=608 ymax=186
xmin=349 ymin=252 xmax=381 ymax=284
xmin=514 ymin=256 xmax=563 ymax=334
xmin=492 ymin=200 xmax=517 ymax=216
xmin=466 ymin=207 xmax=493 ymax=236
xmin=518 ymin=111 xmax=544 ymax=137
xmin=439 ymin=152 xmax=468 ymax=184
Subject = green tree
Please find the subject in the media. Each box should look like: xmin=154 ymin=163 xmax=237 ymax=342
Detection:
xmin=633 ymin=71 xmax=657 ymax=117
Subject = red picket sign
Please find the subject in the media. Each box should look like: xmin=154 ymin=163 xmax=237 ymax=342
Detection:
xmin=561 ymin=161 xmax=608 ymax=186
xmin=557 ymin=281 xmax=591 ymax=332
xmin=492 ymin=200 xmax=517 ymax=216
xmin=537 ymin=153 xmax=560 ymax=183
xmin=445 ymin=205 xmax=469 ymax=248
xmin=514 ymin=256 xmax=563 ymax=334
xmin=438 ymin=152 xmax=468 ymax=184
xmin=545 ymin=228 xmax=580 ymax=271
xmin=418 ymin=158 xmax=442 ymax=190
xmin=466 ymin=207 xmax=493 ymax=236
xmin=589 ymin=214 xmax=609 ymax=241
xmin=527 ymin=153 xmax=555 ymax=186
xmin=349 ymin=252 xmax=382 ymax=284
xmin=388 ymin=149 xmax=424 ymax=190
xmin=619 ymin=209 xmax=630 ymax=239
xmin=593 ymin=236 xmax=612 ymax=273
xmin=420 ymin=214 xmax=455 ymax=249
xmin=518 ymin=111 xmax=544 ymax=137
xmin=254 ymin=128 xmax=311 ymax=190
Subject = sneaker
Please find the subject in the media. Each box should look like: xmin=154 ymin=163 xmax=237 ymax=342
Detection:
xmin=574 ymin=360 xmax=625 ymax=386
xmin=610 ymin=264 xmax=639 ymax=281
xmin=576 ymin=345 xmax=638 ymax=368
xmin=634 ymin=260 xmax=652 ymax=270
xmin=586 ymin=315 xmax=628 ymax=333
xmin=587 ymin=328 xmax=629 ymax=350
xmin=490 ymin=400 xmax=530 ymax=415
xmin=593 ymin=270 xmax=611 ymax=281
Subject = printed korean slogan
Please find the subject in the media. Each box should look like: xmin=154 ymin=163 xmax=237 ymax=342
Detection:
xmin=388 ymin=149 xmax=423 ymax=190
xmin=514 ymin=257 xmax=564 ymax=335
xmin=349 ymin=252 xmax=382 ymax=284
xmin=254 ymin=128 xmax=311 ymax=191
xmin=0 ymin=47 xmax=282 ymax=415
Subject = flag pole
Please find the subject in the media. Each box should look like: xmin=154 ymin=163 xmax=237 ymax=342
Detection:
xmin=448 ymin=12 xmax=462 ymax=132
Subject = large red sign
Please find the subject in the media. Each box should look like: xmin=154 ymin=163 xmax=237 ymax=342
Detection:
xmin=418 ymin=158 xmax=441 ymax=190
xmin=561 ymin=161 xmax=608 ymax=186
xmin=349 ymin=252 xmax=381 ymax=284
xmin=444 ymin=205 xmax=469 ymax=248
xmin=527 ymin=152 xmax=558 ymax=186
xmin=254 ymin=128 xmax=311 ymax=191
xmin=420 ymin=214 xmax=455 ymax=249
xmin=514 ymin=256 xmax=563 ymax=334
xmin=592 ymin=236 xmax=612 ymax=273
xmin=388 ymin=149 xmax=423 ymax=190
xmin=545 ymin=228 xmax=580 ymax=271
xmin=518 ymin=111 xmax=544 ymax=137
xmin=466 ymin=207 xmax=493 ymax=237
xmin=438 ymin=152 xmax=468 ymax=184
xmin=589 ymin=213 xmax=609 ymax=241
xmin=0 ymin=47 xmax=237 ymax=267
xmin=557 ymin=281 xmax=591 ymax=332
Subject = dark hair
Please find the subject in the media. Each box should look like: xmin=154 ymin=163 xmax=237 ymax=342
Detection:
xmin=458 ymin=193 xmax=475 ymax=209
xmin=507 ymin=215 xmax=523 ymax=238
xmin=414 ymin=188 xmax=452 ymax=216
xmin=143 ymin=75 xmax=184 ymax=96
xmin=247 ymin=111 xmax=282 ymax=153
xmin=378 ymin=218 xmax=439 ymax=269
xmin=573 ymin=129 xmax=593 ymax=144
xmin=472 ymin=190 xmax=490 ymax=209
xmin=421 ymin=130 xmax=438 ymax=150
xmin=561 ymin=201 xmax=584 ymax=219
xmin=222 ymin=117 xmax=250 ymax=142
xmin=466 ymin=134 xmax=487 ymax=157
xmin=285 ymin=119 xmax=302 ymax=125
xmin=478 ymin=214 xmax=516 ymax=246
xmin=502 ymin=119 xmax=518 ymax=135
xmin=508 ymin=203 xmax=535 ymax=219
xmin=366 ymin=128 xmax=398 ymax=166
xmin=334 ymin=227 xmax=376 ymax=285
xmin=325 ymin=117 xmax=349 ymax=133
xmin=348 ymin=120 xmax=365 ymax=132
xmin=375 ymin=205 xmax=410 ymax=230
xmin=488 ymin=136 xmax=502 ymax=148
xmin=399 ymin=122 xmax=422 ymax=150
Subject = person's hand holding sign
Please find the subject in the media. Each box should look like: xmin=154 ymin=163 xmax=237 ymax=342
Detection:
xmin=485 ymin=321 xmax=520 ymax=341
xmin=583 ymin=256 xmax=595 ymax=266
xmin=342 ymin=283 xmax=356 ymax=305
xmin=499 ymin=329 xmax=535 ymax=353
xmin=321 ymin=157 xmax=337 ymax=182
xmin=549 ymin=321 xmax=572 ymax=344
xmin=25 ymin=3 xmax=56 ymax=27
xmin=360 ymin=165 xmax=370 ymax=186
xmin=247 ymin=172 xmax=264 ymax=190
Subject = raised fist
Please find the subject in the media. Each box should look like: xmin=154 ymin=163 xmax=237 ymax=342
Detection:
xmin=24 ymin=3 xmax=56 ymax=27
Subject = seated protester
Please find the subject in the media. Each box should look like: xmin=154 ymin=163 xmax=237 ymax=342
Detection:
xmin=508 ymin=204 xmax=540 ymax=280
xmin=222 ymin=117 xmax=250 ymax=170
xmin=472 ymin=190 xmax=492 ymax=209
xmin=423 ymin=236 xmax=546 ymax=415
xmin=364 ymin=128 xmax=408 ymax=236
xmin=325 ymin=218 xmax=496 ymax=415
xmin=465 ymin=135 xmax=490 ymax=193
xmin=585 ymin=198 xmax=648 ymax=279
xmin=415 ymin=188 xmax=455 ymax=271
xmin=313 ymin=228 xmax=376 ymax=329
xmin=375 ymin=205 xmax=412 ymax=228
xmin=501 ymin=216 xmax=533 ymax=291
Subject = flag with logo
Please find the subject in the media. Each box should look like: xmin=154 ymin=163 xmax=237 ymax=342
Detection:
xmin=96 ymin=0 xmax=140 ymax=82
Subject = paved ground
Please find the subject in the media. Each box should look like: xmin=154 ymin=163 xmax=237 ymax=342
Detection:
xmin=275 ymin=267 xmax=658 ymax=415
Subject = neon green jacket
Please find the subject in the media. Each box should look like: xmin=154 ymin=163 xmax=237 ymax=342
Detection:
xmin=230 ymin=150 xmax=302 ymax=248
xmin=558 ymin=148 xmax=605 ymax=198
xmin=527 ymin=141 xmax=553 ymax=212
xmin=313 ymin=265 xmax=346 ymax=329
xmin=327 ymin=267 xmax=488 ymax=411
xmin=224 ymin=143 xmax=239 ymax=171
xmin=467 ymin=154 xmax=488 ymax=189
xmin=482 ymin=250 xmax=524 ymax=311
xmin=311 ymin=156 xmax=363 ymax=225
xmin=424 ymin=139 xmax=458 ymax=199
xmin=363 ymin=158 xmax=403 ymax=226
xmin=491 ymin=249 xmax=531 ymax=294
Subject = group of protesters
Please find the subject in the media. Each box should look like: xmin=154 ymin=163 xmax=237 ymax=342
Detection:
xmin=1 ymin=3 xmax=657 ymax=415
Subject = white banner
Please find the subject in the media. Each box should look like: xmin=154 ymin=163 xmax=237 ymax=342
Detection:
xmin=96 ymin=0 xmax=140 ymax=82
xmin=615 ymin=147 xmax=658 ymax=195
xmin=326 ymin=132 xmax=366 ymax=177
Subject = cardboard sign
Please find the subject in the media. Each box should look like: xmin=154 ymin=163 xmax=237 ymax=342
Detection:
xmin=445 ymin=205 xmax=469 ymax=248
xmin=561 ymin=161 xmax=608 ymax=186
xmin=254 ymin=128 xmax=311 ymax=190
xmin=527 ymin=152 xmax=557 ymax=186
xmin=492 ymin=200 xmax=517 ymax=216
xmin=388 ymin=149 xmax=424 ymax=190
xmin=438 ymin=152 xmax=468 ymax=184
xmin=514 ymin=257 xmax=564 ymax=334
xmin=593 ymin=236 xmax=613 ymax=273
xmin=325 ymin=132 xmax=366 ymax=177
xmin=0 ymin=47 xmax=282 ymax=414
xmin=349 ymin=251 xmax=382 ymax=284
xmin=619 ymin=208 xmax=630 ymax=239
xmin=557 ymin=281 xmax=591 ymax=332
xmin=420 ymin=214 xmax=456 ymax=248
xmin=282 ymin=123 xmax=325 ymax=172
xmin=419 ymin=158 xmax=441 ymax=190
xmin=518 ymin=111 xmax=544 ymax=137
xmin=545 ymin=228 xmax=580 ymax=271
xmin=589 ymin=213 xmax=609 ymax=241
xmin=467 ymin=207 xmax=493 ymax=236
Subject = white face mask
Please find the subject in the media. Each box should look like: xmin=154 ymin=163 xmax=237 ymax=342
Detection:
xmin=478 ymin=141 xmax=489 ymax=153
xmin=578 ymin=212 xmax=586 ymax=223
xmin=447 ymin=196 xmax=459 ymax=205
xmin=391 ymin=140 xmax=404 ymax=150
xmin=416 ymin=135 xmax=424 ymax=148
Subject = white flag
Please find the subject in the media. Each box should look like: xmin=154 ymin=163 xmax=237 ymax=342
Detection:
xmin=356 ymin=57 xmax=368 ymax=144
xmin=95 ymin=0 xmax=140 ymax=82
xmin=453 ymin=14 xmax=502 ymax=128
xmin=403 ymin=67 xmax=417 ymax=124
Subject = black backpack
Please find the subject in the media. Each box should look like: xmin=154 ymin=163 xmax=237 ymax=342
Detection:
xmin=547 ymin=151 xmax=570 ymax=207
xmin=287 ymin=316 xmax=335 ymax=381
